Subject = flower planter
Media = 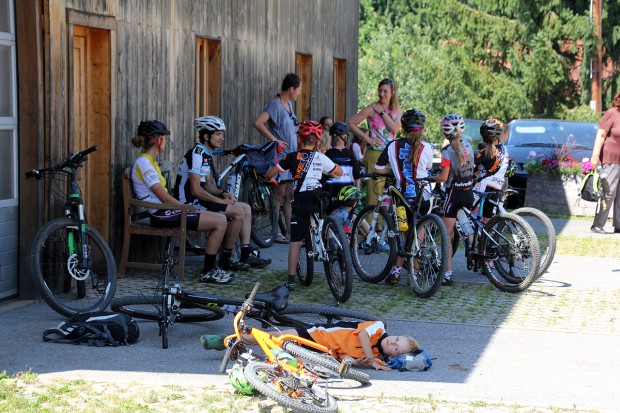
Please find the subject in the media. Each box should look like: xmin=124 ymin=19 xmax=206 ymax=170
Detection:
xmin=524 ymin=173 xmax=599 ymax=216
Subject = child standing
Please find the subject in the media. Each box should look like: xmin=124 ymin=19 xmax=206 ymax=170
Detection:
xmin=265 ymin=120 xmax=343 ymax=290
xmin=324 ymin=122 xmax=361 ymax=212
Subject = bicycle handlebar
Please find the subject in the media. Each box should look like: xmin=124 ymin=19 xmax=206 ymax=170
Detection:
xmin=26 ymin=145 xmax=98 ymax=179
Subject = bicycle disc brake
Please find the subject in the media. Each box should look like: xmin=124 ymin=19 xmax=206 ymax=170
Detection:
xmin=67 ymin=253 xmax=91 ymax=281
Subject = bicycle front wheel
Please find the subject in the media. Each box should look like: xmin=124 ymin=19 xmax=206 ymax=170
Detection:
xmin=409 ymin=214 xmax=449 ymax=298
xmin=30 ymin=218 xmax=117 ymax=317
xmin=242 ymin=176 xmax=277 ymax=248
xmin=244 ymin=361 xmax=338 ymax=413
xmin=322 ymin=216 xmax=353 ymax=302
xmin=111 ymin=294 xmax=224 ymax=322
xmin=480 ymin=213 xmax=541 ymax=293
xmin=282 ymin=341 xmax=370 ymax=384
xmin=512 ymin=207 xmax=556 ymax=277
xmin=350 ymin=205 xmax=396 ymax=283
xmin=275 ymin=304 xmax=386 ymax=328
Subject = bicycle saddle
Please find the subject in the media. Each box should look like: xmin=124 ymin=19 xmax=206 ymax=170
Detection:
xmin=249 ymin=285 xmax=290 ymax=312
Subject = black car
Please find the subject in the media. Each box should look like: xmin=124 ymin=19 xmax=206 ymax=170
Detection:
xmin=504 ymin=119 xmax=598 ymax=203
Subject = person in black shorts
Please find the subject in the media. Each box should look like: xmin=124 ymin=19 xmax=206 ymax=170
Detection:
xmin=130 ymin=120 xmax=231 ymax=284
xmin=433 ymin=114 xmax=476 ymax=285
xmin=265 ymin=120 xmax=343 ymax=291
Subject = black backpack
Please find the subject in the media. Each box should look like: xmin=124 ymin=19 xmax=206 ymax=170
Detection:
xmin=578 ymin=170 xmax=603 ymax=203
xmin=43 ymin=311 xmax=140 ymax=347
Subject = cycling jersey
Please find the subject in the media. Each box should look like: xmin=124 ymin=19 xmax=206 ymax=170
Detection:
xmin=474 ymin=144 xmax=509 ymax=191
xmin=173 ymin=143 xmax=212 ymax=204
xmin=131 ymin=154 xmax=167 ymax=214
xmin=375 ymin=139 xmax=434 ymax=199
xmin=306 ymin=320 xmax=388 ymax=360
xmin=440 ymin=140 xmax=475 ymax=190
xmin=275 ymin=150 xmax=339 ymax=193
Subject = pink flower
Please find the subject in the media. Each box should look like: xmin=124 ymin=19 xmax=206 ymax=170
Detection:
xmin=528 ymin=151 xmax=537 ymax=159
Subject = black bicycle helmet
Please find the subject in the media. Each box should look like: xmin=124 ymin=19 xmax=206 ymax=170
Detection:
xmin=330 ymin=122 xmax=350 ymax=137
xmin=401 ymin=109 xmax=426 ymax=133
xmin=137 ymin=120 xmax=170 ymax=137
xmin=480 ymin=118 xmax=505 ymax=143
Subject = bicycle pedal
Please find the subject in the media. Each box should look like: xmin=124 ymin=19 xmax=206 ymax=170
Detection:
xmin=338 ymin=358 xmax=352 ymax=377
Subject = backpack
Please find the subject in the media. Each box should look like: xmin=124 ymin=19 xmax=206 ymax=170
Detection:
xmin=578 ymin=170 xmax=603 ymax=203
xmin=43 ymin=311 xmax=139 ymax=347
xmin=244 ymin=141 xmax=279 ymax=175
xmin=384 ymin=349 xmax=432 ymax=372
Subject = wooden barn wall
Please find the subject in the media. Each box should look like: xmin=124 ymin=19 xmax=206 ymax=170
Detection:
xmin=19 ymin=0 xmax=359 ymax=292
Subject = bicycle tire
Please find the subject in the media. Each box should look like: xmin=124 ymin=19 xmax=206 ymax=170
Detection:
xmin=480 ymin=213 xmax=541 ymax=293
xmin=29 ymin=217 xmax=117 ymax=317
xmin=409 ymin=214 xmax=449 ymax=298
xmin=241 ymin=176 xmax=277 ymax=248
xmin=512 ymin=207 xmax=556 ymax=277
xmin=110 ymin=294 xmax=225 ymax=322
xmin=297 ymin=235 xmax=314 ymax=286
xmin=350 ymin=205 xmax=397 ymax=283
xmin=276 ymin=304 xmax=387 ymax=328
xmin=282 ymin=341 xmax=370 ymax=384
xmin=322 ymin=216 xmax=353 ymax=302
xmin=244 ymin=361 xmax=338 ymax=413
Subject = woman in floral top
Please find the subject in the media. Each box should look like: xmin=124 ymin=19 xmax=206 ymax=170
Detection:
xmin=348 ymin=78 xmax=402 ymax=208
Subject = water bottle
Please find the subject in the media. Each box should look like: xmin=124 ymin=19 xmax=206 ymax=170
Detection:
xmin=456 ymin=209 xmax=474 ymax=237
xmin=396 ymin=206 xmax=409 ymax=232
xmin=597 ymin=165 xmax=606 ymax=179
xmin=272 ymin=348 xmax=299 ymax=367
xmin=226 ymin=172 xmax=237 ymax=194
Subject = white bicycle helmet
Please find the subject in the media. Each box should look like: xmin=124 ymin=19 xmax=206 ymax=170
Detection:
xmin=194 ymin=116 xmax=226 ymax=133
xmin=440 ymin=114 xmax=465 ymax=137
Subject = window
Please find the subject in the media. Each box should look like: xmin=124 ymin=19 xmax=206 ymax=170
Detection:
xmin=195 ymin=37 xmax=221 ymax=116
xmin=295 ymin=53 xmax=312 ymax=121
xmin=333 ymin=58 xmax=346 ymax=121
xmin=0 ymin=0 xmax=16 ymax=206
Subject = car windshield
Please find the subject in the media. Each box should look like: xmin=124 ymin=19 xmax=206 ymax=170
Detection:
xmin=507 ymin=121 xmax=598 ymax=149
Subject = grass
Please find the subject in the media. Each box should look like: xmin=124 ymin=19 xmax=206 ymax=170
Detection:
xmin=556 ymin=234 xmax=620 ymax=258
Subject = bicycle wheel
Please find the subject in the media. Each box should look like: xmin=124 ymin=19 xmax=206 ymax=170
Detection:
xmin=29 ymin=217 xmax=117 ymax=317
xmin=322 ymin=216 xmax=353 ymax=302
xmin=241 ymin=176 xmax=277 ymax=248
xmin=297 ymin=235 xmax=314 ymax=286
xmin=350 ymin=205 xmax=396 ymax=283
xmin=110 ymin=294 xmax=224 ymax=322
xmin=409 ymin=214 xmax=448 ymax=298
xmin=480 ymin=213 xmax=541 ymax=293
xmin=244 ymin=361 xmax=338 ymax=413
xmin=282 ymin=342 xmax=370 ymax=384
xmin=276 ymin=304 xmax=387 ymax=328
xmin=512 ymin=207 xmax=556 ymax=277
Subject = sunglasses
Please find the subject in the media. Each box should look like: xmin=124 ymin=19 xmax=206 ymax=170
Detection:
xmin=289 ymin=111 xmax=299 ymax=127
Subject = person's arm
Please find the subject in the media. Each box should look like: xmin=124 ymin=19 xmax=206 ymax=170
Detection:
xmin=348 ymin=106 xmax=375 ymax=147
xmin=150 ymin=183 xmax=182 ymax=205
xmin=590 ymin=128 xmax=607 ymax=169
xmin=254 ymin=110 xmax=289 ymax=151
xmin=372 ymin=104 xmax=401 ymax=136
xmin=189 ymin=173 xmax=232 ymax=204
xmin=356 ymin=330 xmax=392 ymax=371
xmin=374 ymin=144 xmax=391 ymax=175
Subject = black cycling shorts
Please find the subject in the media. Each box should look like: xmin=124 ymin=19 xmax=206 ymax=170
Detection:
xmin=290 ymin=190 xmax=321 ymax=243
xmin=443 ymin=188 xmax=474 ymax=218
xmin=196 ymin=200 xmax=228 ymax=214
xmin=150 ymin=209 xmax=202 ymax=231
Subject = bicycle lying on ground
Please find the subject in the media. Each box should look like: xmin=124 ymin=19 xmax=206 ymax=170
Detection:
xmin=450 ymin=189 xmax=541 ymax=292
xmin=296 ymin=191 xmax=354 ymax=303
xmin=218 ymin=282 xmax=370 ymax=413
xmin=351 ymin=173 xmax=449 ymax=298
xmin=26 ymin=145 xmax=117 ymax=317
xmin=110 ymin=237 xmax=381 ymax=349
xmin=212 ymin=142 xmax=278 ymax=248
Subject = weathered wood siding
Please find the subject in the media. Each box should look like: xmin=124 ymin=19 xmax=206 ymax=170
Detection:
xmin=17 ymin=0 xmax=359 ymax=297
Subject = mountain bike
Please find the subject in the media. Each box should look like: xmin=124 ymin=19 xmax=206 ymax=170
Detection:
xmin=296 ymin=192 xmax=354 ymax=303
xmin=26 ymin=145 xmax=117 ymax=317
xmin=452 ymin=189 xmax=541 ymax=292
xmin=212 ymin=142 xmax=278 ymax=248
xmin=110 ymin=237 xmax=381 ymax=349
xmin=351 ymin=173 xmax=449 ymax=298
xmin=219 ymin=283 xmax=356 ymax=413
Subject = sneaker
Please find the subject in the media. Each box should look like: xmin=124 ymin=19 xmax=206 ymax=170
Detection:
xmin=441 ymin=276 xmax=453 ymax=286
xmin=240 ymin=251 xmax=271 ymax=269
xmin=378 ymin=242 xmax=391 ymax=253
xmin=284 ymin=282 xmax=296 ymax=292
xmin=385 ymin=273 xmax=400 ymax=285
xmin=199 ymin=267 xmax=234 ymax=284
xmin=220 ymin=257 xmax=250 ymax=271
xmin=200 ymin=334 xmax=227 ymax=351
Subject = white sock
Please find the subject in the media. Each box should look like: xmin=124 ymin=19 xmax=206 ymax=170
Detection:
xmin=444 ymin=270 xmax=453 ymax=279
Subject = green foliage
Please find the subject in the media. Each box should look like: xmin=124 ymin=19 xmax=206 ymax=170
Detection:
xmin=358 ymin=0 xmax=618 ymax=125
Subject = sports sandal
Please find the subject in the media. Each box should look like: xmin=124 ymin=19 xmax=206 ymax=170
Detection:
xmin=274 ymin=233 xmax=290 ymax=244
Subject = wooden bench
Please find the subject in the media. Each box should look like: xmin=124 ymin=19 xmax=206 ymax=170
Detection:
xmin=119 ymin=170 xmax=196 ymax=280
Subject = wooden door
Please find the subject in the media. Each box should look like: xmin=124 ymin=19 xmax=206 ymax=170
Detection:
xmin=71 ymin=25 xmax=111 ymax=240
